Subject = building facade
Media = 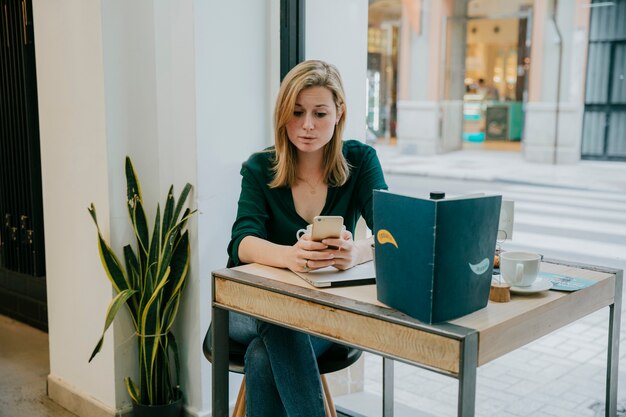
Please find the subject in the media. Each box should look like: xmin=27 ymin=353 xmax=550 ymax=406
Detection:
xmin=375 ymin=0 xmax=626 ymax=163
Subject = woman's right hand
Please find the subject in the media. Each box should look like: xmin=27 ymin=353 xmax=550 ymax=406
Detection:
xmin=289 ymin=234 xmax=335 ymax=272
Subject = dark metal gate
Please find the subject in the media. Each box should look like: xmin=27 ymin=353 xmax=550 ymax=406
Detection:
xmin=0 ymin=0 xmax=47 ymax=330
xmin=582 ymin=0 xmax=626 ymax=161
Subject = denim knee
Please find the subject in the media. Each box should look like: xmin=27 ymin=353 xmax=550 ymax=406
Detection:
xmin=244 ymin=337 xmax=271 ymax=377
xmin=256 ymin=321 xmax=309 ymax=350
xmin=244 ymin=337 xmax=287 ymax=417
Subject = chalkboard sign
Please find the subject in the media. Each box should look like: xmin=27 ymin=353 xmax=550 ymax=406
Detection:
xmin=485 ymin=106 xmax=509 ymax=140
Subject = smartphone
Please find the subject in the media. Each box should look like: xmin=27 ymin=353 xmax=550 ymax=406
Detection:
xmin=311 ymin=215 xmax=344 ymax=241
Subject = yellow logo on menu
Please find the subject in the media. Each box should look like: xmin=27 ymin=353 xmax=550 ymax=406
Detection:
xmin=377 ymin=229 xmax=398 ymax=248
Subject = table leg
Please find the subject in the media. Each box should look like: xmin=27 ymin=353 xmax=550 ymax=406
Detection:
xmin=212 ymin=304 xmax=230 ymax=417
xmin=605 ymin=270 xmax=622 ymax=417
xmin=383 ymin=357 xmax=394 ymax=417
xmin=458 ymin=331 xmax=478 ymax=417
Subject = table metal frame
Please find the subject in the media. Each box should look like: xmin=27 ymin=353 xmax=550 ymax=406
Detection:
xmin=211 ymin=259 xmax=622 ymax=417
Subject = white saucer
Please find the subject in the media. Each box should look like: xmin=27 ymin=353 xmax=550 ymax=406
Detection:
xmin=509 ymin=278 xmax=553 ymax=294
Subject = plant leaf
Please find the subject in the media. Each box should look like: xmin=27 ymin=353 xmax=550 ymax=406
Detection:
xmin=122 ymin=245 xmax=140 ymax=320
xmin=169 ymin=183 xmax=192 ymax=231
xmin=125 ymin=158 xmax=149 ymax=266
xmin=125 ymin=157 xmax=142 ymax=202
xmin=139 ymin=268 xmax=170 ymax=403
xmin=161 ymin=296 xmax=180 ymax=335
xmin=88 ymin=288 xmax=137 ymax=362
xmin=156 ymin=224 xmax=180 ymax=286
xmin=149 ymin=204 xmax=162 ymax=285
xmin=125 ymin=376 xmax=140 ymax=404
xmin=95 ymin=233 xmax=129 ymax=292
xmin=157 ymin=208 xmax=195 ymax=286
xmin=131 ymin=197 xmax=150 ymax=265
xmin=90 ymin=158 xmax=196 ymax=405
xmin=161 ymin=185 xmax=175 ymax=246
xmin=88 ymin=205 xmax=131 ymax=294
xmin=177 ymin=208 xmax=197 ymax=236
xmin=123 ymin=245 xmax=140 ymax=283
xmin=87 ymin=203 xmax=98 ymax=224
xmin=163 ymin=231 xmax=189 ymax=305
xmin=168 ymin=332 xmax=180 ymax=396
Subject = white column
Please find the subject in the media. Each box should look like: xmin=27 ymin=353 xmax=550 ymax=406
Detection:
xmin=193 ymin=0 xmax=276 ymax=414
xmin=524 ymin=0 xmax=586 ymax=164
xmin=396 ymin=0 xmax=465 ymax=155
xmin=306 ymin=0 xmax=369 ymax=142
xmin=34 ymin=0 xmax=277 ymax=416
xmin=33 ymin=0 xmax=119 ymax=415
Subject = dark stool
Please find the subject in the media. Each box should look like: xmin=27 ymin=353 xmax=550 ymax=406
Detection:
xmin=203 ymin=324 xmax=362 ymax=417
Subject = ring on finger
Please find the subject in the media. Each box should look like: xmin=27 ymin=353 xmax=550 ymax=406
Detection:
xmin=303 ymin=259 xmax=310 ymax=272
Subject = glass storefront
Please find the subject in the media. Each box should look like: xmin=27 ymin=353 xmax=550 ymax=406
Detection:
xmin=366 ymin=0 xmax=533 ymax=150
xmin=367 ymin=0 xmax=401 ymax=144
xmin=462 ymin=12 xmax=530 ymax=148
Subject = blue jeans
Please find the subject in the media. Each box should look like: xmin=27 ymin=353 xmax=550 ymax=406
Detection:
xmin=229 ymin=312 xmax=333 ymax=417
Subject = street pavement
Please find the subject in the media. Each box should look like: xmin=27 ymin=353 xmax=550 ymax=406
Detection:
xmin=337 ymin=144 xmax=626 ymax=417
xmin=374 ymin=144 xmax=626 ymax=193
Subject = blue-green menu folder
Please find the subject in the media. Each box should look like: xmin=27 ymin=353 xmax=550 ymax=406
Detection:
xmin=373 ymin=191 xmax=502 ymax=324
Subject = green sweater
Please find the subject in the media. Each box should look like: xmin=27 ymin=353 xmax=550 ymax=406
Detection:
xmin=227 ymin=140 xmax=388 ymax=266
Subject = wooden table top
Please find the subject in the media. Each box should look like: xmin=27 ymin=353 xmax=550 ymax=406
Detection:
xmin=213 ymin=260 xmax=619 ymax=371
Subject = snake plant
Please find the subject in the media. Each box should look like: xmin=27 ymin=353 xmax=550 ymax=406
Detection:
xmin=88 ymin=157 xmax=195 ymax=406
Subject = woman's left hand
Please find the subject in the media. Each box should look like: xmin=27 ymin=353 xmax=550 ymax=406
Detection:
xmin=321 ymin=230 xmax=359 ymax=270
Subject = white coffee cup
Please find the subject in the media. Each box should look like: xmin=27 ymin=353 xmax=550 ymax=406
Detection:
xmin=296 ymin=224 xmax=313 ymax=240
xmin=500 ymin=251 xmax=542 ymax=287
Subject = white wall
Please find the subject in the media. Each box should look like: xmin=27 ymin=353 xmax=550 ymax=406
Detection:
xmin=193 ymin=0 xmax=275 ymax=414
xmin=100 ymin=1 xmax=161 ymax=406
xmin=102 ymin=0 xmax=205 ymax=410
xmin=306 ymin=0 xmax=369 ymax=142
xmin=33 ymin=0 xmax=118 ymax=411
xmin=34 ymin=0 xmax=368 ymax=415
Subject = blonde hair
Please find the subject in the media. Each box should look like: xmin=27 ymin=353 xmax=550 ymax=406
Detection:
xmin=269 ymin=60 xmax=349 ymax=188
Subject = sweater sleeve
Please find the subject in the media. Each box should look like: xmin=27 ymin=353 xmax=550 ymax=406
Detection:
xmin=356 ymin=146 xmax=388 ymax=231
xmin=226 ymin=162 xmax=269 ymax=266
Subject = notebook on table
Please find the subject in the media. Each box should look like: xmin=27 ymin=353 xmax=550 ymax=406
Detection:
xmin=293 ymin=261 xmax=376 ymax=288
xmin=373 ymin=190 xmax=502 ymax=323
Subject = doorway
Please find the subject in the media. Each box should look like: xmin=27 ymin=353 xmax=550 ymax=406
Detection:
xmin=0 ymin=0 xmax=47 ymax=331
xmin=462 ymin=10 xmax=531 ymax=151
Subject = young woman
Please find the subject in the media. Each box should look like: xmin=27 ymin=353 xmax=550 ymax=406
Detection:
xmin=227 ymin=60 xmax=388 ymax=417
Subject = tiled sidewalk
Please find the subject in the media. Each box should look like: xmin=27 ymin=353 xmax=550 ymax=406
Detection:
xmin=336 ymin=144 xmax=626 ymax=416
xmin=375 ymin=145 xmax=626 ymax=193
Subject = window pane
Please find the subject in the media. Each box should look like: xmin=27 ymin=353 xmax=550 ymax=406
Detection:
xmin=617 ymin=0 xmax=626 ymax=40
xmin=589 ymin=0 xmax=626 ymax=41
xmin=607 ymin=0 xmax=626 ymax=40
xmin=607 ymin=111 xmax=626 ymax=157
xmin=585 ymin=43 xmax=610 ymax=103
xmin=582 ymin=111 xmax=606 ymax=156
xmin=611 ymin=44 xmax=626 ymax=103
xmin=593 ymin=1 xmax=612 ymax=40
